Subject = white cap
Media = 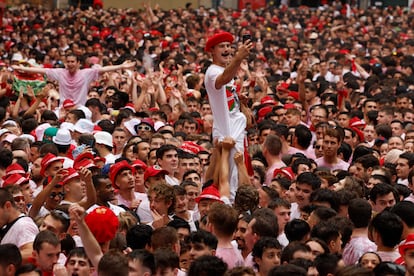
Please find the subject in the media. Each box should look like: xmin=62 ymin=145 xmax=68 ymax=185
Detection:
xmin=60 ymin=122 xmax=74 ymax=132
xmin=77 ymin=106 xmax=92 ymax=121
xmin=35 ymin=123 xmax=51 ymax=142
xmin=124 ymin=118 xmax=141 ymax=136
xmin=94 ymin=131 xmax=113 ymax=147
xmin=74 ymin=119 xmax=94 ymax=134
xmin=53 ymin=129 xmax=72 ymax=145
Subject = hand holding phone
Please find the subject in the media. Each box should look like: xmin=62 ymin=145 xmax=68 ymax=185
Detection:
xmin=242 ymin=34 xmax=251 ymax=43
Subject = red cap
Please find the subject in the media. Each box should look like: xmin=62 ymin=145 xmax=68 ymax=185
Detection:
xmin=181 ymin=141 xmax=204 ymax=155
xmin=273 ymin=167 xmax=295 ymax=181
xmin=63 ymin=99 xmax=76 ymax=109
xmin=349 ymin=117 xmax=365 ymax=128
xmin=260 ymin=95 xmax=277 ymax=105
xmin=74 ymin=152 xmax=94 ymax=164
xmin=4 ymin=25 xmax=14 ymax=32
xmin=288 ymin=91 xmax=299 ymax=100
xmin=3 ymin=174 xmax=29 ymax=187
xmin=205 ymin=32 xmax=234 ymax=52
xmin=109 ymin=160 xmax=134 ymax=188
xmin=170 ymin=42 xmax=180 ymax=49
xmin=123 ymin=103 xmax=135 ymax=112
xmin=131 ymin=159 xmax=148 ymax=171
xmin=41 ymin=153 xmax=64 ymax=177
xmin=74 ymin=158 xmax=97 ymax=171
xmin=195 ymin=185 xmax=223 ymax=204
xmin=150 ymin=30 xmax=163 ymax=37
xmin=276 ymin=48 xmax=287 ymax=59
xmin=4 ymin=163 xmax=26 ymax=178
xmin=339 ymin=49 xmax=350 ymax=55
xmin=85 ymin=207 xmax=119 ymax=243
xmin=144 ymin=165 xmax=168 ymax=181
xmin=284 ymin=103 xmax=296 ymax=109
xmin=258 ymin=106 xmax=273 ymax=121
xmin=61 ymin=168 xmax=80 ymax=185
xmin=277 ymin=82 xmax=290 ymax=92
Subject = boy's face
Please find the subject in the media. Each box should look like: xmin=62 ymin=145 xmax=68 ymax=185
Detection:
xmin=255 ymin=247 xmax=282 ymax=275
xmin=66 ymin=255 xmax=92 ymax=276
xmin=189 ymin=242 xmax=215 ymax=264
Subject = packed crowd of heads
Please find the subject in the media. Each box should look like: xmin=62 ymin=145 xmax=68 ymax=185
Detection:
xmin=2 ymin=1 xmax=414 ymax=276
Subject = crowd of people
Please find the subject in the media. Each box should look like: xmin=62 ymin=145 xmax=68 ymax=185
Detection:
xmin=2 ymin=1 xmax=414 ymax=276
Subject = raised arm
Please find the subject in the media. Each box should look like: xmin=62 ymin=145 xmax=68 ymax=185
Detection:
xmin=12 ymin=65 xmax=48 ymax=75
xmin=23 ymin=84 xmax=49 ymax=117
xmin=98 ymin=60 xmax=136 ymax=74
xmin=215 ymin=41 xmax=252 ymax=89
xmin=219 ymin=137 xmax=235 ymax=199
xmin=234 ymin=151 xmax=250 ymax=186
xmin=297 ymin=60 xmax=309 ymax=115
xmin=29 ymin=169 xmax=66 ymax=219
xmin=78 ymin=167 xmax=96 ymax=210
xmin=69 ymin=203 xmax=103 ymax=268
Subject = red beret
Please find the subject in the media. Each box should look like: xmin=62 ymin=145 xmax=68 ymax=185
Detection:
xmin=205 ymin=32 xmax=234 ymax=52
xmin=85 ymin=207 xmax=119 ymax=243
xmin=109 ymin=160 xmax=134 ymax=188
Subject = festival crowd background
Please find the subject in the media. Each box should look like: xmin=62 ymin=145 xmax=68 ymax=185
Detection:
xmin=2 ymin=1 xmax=414 ymax=276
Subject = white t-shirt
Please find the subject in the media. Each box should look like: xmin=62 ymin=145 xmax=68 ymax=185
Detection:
xmin=204 ymin=64 xmax=247 ymax=201
xmin=1 ymin=215 xmax=39 ymax=248
xmin=204 ymin=64 xmax=246 ymax=152
xmin=45 ymin=68 xmax=99 ymax=106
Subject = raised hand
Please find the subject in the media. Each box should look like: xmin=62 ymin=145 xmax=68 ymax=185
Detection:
xmin=122 ymin=60 xmax=136 ymax=70
xmin=234 ymin=151 xmax=244 ymax=165
xmin=151 ymin=208 xmax=170 ymax=229
xmin=221 ymin=136 xmax=236 ymax=150
xmin=69 ymin=203 xmax=86 ymax=223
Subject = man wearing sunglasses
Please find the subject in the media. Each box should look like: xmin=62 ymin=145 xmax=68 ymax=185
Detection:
xmin=29 ymin=169 xmax=66 ymax=219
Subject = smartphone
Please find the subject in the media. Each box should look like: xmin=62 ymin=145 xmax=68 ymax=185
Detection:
xmin=242 ymin=34 xmax=251 ymax=43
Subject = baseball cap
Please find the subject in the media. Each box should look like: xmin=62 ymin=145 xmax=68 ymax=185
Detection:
xmin=144 ymin=165 xmax=168 ymax=181
xmin=195 ymin=185 xmax=223 ymax=204
xmin=63 ymin=99 xmax=76 ymax=109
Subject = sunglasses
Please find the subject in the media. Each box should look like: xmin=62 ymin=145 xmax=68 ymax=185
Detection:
xmin=49 ymin=192 xmax=65 ymax=199
xmin=138 ymin=125 xmax=152 ymax=131
xmin=315 ymin=145 xmax=322 ymax=149
xmin=13 ymin=195 xmax=25 ymax=202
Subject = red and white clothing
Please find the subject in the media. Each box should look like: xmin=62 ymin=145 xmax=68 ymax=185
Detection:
xmin=205 ymin=64 xmax=246 ymax=201
xmin=265 ymin=160 xmax=286 ymax=185
xmin=342 ymin=236 xmax=377 ymax=265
